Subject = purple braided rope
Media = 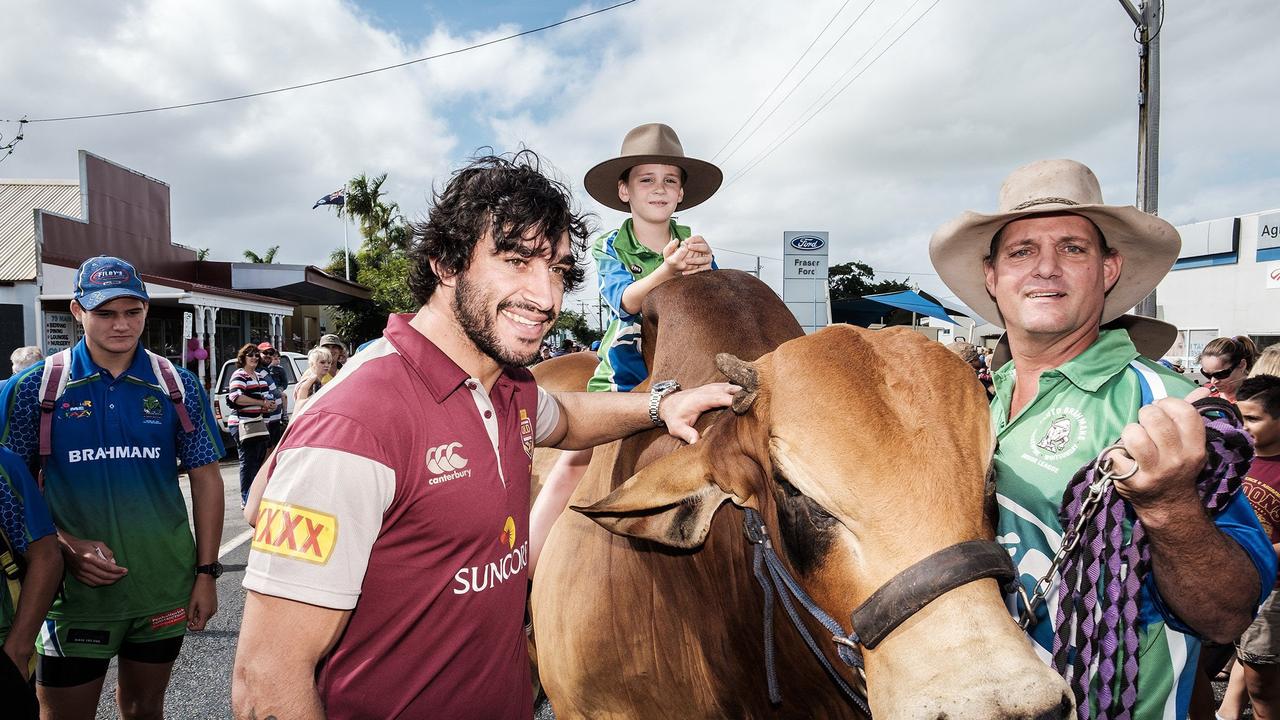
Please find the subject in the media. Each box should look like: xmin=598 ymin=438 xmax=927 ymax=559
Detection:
xmin=1051 ymin=400 xmax=1254 ymax=720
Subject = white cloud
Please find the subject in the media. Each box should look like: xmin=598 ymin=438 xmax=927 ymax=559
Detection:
xmin=2 ymin=0 xmax=1277 ymax=314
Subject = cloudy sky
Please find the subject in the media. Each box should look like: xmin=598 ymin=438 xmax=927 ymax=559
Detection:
xmin=2 ymin=0 xmax=1277 ymax=323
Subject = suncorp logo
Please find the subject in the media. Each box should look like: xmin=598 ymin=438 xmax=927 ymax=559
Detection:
xmin=89 ymin=267 xmax=130 ymax=286
xmin=789 ymin=235 xmax=825 ymax=251
xmin=427 ymin=441 xmax=471 ymax=485
xmin=453 ymin=516 xmax=528 ymax=594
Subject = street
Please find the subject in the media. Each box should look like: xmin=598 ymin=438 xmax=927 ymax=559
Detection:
xmin=94 ymin=461 xmax=250 ymax=720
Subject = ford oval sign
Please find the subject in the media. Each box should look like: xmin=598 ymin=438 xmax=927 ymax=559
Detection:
xmin=789 ymin=235 xmax=825 ymax=251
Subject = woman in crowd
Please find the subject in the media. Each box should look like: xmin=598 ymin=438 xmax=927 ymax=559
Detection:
xmin=228 ymin=343 xmax=277 ymax=506
xmin=293 ymin=346 xmax=333 ymax=411
xmin=1191 ymin=335 xmax=1259 ymax=404
xmin=1251 ymin=344 xmax=1280 ymax=378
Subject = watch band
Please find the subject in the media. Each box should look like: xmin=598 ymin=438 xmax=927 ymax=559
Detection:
xmin=649 ymin=380 xmax=680 ymax=427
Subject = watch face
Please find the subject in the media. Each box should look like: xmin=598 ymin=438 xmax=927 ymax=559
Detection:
xmin=653 ymin=380 xmax=678 ymax=394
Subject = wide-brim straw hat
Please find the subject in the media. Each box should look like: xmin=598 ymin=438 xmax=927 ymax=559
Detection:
xmin=990 ymin=314 xmax=1179 ymax=371
xmin=584 ymin=123 xmax=722 ymax=213
xmin=929 ymin=159 xmax=1181 ymax=327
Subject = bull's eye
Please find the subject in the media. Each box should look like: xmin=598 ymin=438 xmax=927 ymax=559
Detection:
xmin=771 ymin=469 xmax=838 ymax=575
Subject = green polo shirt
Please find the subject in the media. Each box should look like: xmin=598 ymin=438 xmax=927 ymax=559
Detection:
xmin=991 ymin=329 xmax=1201 ymax=719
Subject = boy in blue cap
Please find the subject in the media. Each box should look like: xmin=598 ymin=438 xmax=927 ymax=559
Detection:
xmin=0 ymin=256 xmax=225 ymax=719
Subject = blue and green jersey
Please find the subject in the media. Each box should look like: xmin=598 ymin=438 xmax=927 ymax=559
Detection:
xmin=0 ymin=340 xmax=224 ymax=621
xmin=992 ymin=329 xmax=1276 ymax=719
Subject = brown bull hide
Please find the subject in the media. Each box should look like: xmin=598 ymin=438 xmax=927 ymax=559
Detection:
xmin=532 ymin=272 xmax=1071 ymax=720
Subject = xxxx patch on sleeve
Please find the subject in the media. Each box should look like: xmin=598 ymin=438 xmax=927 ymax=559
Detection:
xmin=252 ymin=500 xmax=339 ymax=565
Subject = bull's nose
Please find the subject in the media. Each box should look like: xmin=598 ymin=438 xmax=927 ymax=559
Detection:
xmin=1031 ymin=692 xmax=1073 ymax=720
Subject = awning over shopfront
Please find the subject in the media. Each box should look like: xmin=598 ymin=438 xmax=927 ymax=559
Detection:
xmin=228 ymin=263 xmax=370 ymax=305
xmin=860 ymin=290 xmax=965 ymax=325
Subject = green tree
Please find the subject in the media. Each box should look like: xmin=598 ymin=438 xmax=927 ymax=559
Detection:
xmin=553 ymin=309 xmax=602 ymax=346
xmin=827 ymin=261 xmax=909 ymax=302
xmin=195 ymin=248 xmax=210 ymax=261
xmin=320 ymin=175 xmax=415 ymax=343
xmin=243 ymin=245 xmax=280 ymax=264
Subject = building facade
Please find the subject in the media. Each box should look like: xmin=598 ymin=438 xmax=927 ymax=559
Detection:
xmin=0 ymin=150 xmax=368 ymax=384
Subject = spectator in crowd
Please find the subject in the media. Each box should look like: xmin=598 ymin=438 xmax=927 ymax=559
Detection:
xmin=257 ymin=342 xmax=288 ymax=450
xmin=228 ymin=344 xmax=276 ymax=507
xmin=0 ymin=445 xmax=62 ymax=719
xmin=10 ymin=346 xmax=42 ymax=375
xmin=318 ymin=334 xmax=347 ymax=376
xmin=946 ymin=340 xmax=994 ymax=399
xmin=1252 ymin=344 xmax=1280 ymax=378
xmin=1214 ymin=374 xmax=1280 ymax=720
xmin=1192 ymin=336 xmax=1259 ymax=403
xmin=292 ymin=347 xmax=332 ymax=411
xmin=0 ymin=256 xmax=224 ymax=719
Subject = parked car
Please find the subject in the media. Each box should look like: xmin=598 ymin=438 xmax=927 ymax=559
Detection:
xmin=211 ymin=351 xmax=308 ymax=440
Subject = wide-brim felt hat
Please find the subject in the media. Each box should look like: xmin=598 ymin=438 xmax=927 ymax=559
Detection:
xmin=991 ymin=314 xmax=1179 ymax=371
xmin=584 ymin=123 xmax=722 ymax=213
xmin=929 ymin=159 xmax=1181 ymax=327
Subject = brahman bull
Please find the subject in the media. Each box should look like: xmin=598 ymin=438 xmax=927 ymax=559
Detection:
xmin=532 ymin=270 xmax=1072 ymax=719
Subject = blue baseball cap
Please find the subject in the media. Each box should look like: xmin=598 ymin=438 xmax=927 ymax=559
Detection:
xmin=73 ymin=256 xmax=150 ymax=310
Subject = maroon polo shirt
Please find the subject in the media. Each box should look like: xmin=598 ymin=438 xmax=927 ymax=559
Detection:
xmin=245 ymin=313 xmax=548 ymax=719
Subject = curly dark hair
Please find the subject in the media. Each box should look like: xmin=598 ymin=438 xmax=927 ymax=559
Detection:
xmin=408 ymin=149 xmax=594 ymax=304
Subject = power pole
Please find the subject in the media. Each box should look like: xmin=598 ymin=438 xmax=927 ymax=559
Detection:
xmin=1119 ymin=0 xmax=1162 ymax=317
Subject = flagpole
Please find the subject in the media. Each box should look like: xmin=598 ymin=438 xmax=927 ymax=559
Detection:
xmin=343 ymin=212 xmax=351 ymax=280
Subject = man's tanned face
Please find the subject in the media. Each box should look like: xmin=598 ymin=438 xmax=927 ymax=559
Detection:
xmin=983 ymin=213 xmax=1122 ymax=340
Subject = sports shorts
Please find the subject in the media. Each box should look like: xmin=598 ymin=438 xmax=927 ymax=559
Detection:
xmin=1238 ymin=587 xmax=1280 ymax=665
xmin=36 ymin=607 xmax=188 ymax=660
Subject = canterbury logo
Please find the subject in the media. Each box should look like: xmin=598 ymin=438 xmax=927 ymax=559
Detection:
xmin=426 ymin=442 xmax=468 ymax=474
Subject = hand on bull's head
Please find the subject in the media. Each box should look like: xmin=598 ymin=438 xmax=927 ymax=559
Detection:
xmin=658 ymin=381 xmax=742 ymax=444
xmin=574 ymin=353 xmax=764 ymax=548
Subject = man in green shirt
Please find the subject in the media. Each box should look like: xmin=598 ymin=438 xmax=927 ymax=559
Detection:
xmin=929 ymin=159 xmax=1276 ymax=718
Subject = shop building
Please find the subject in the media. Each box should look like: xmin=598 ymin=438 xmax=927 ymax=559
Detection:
xmin=1156 ymin=209 xmax=1280 ymax=365
xmin=0 ymin=150 xmax=368 ymax=384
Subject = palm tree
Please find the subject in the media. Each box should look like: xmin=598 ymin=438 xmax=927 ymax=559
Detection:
xmin=243 ymin=245 xmax=280 ymax=264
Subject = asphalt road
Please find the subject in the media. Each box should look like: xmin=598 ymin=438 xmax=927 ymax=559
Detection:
xmin=94 ymin=461 xmax=250 ymax=720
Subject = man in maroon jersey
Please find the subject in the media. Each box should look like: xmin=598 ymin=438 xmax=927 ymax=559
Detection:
xmin=231 ymin=151 xmax=739 ymax=719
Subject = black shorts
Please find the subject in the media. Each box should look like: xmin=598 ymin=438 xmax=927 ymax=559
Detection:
xmin=36 ymin=635 xmax=184 ymax=688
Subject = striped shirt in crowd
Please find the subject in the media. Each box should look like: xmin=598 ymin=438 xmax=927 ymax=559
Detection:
xmin=228 ymin=368 xmax=276 ymax=426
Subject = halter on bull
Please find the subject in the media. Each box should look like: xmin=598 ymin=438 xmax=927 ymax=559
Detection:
xmin=532 ymin=270 xmax=1072 ymax=719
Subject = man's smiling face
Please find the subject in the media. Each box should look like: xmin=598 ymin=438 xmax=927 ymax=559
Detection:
xmin=451 ymin=227 xmax=574 ymax=367
xmin=983 ymin=213 xmax=1122 ymax=340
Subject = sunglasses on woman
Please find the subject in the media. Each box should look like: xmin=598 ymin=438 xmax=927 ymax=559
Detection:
xmin=1201 ymin=360 xmax=1240 ymax=382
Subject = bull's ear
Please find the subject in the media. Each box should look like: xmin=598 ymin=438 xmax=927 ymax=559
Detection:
xmin=572 ymin=443 xmax=732 ymax=549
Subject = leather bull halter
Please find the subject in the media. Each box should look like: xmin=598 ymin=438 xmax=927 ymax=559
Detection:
xmin=741 ymin=506 xmax=1018 ymax=714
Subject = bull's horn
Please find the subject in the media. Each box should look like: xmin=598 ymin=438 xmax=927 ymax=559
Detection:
xmin=716 ymin=353 xmax=759 ymax=414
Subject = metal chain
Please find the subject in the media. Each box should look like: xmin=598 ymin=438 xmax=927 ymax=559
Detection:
xmin=1017 ymin=442 xmax=1139 ymax=630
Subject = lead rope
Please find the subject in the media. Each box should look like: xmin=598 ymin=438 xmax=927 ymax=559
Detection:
xmin=743 ymin=507 xmax=871 ymax=715
xmin=1049 ymin=398 xmax=1253 ymax=720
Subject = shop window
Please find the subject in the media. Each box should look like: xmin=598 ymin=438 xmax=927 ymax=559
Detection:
xmin=215 ymin=309 xmax=244 ymax=361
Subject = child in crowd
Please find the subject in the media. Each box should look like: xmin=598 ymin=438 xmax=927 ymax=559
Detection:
xmin=1214 ymin=374 xmax=1280 ymax=720
xmin=529 ymin=123 xmax=721 ymax=573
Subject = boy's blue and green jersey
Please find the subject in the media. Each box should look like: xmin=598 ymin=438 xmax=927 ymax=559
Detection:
xmin=0 ymin=446 xmax=55 ymax=642
xmin=589 ymin=218 xmax=716 ymax=392
xmin=0 ymin=340 xmax=224 ymax=622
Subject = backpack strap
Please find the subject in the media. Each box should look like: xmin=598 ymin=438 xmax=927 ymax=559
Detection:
xmin=148 ymin=351 xmax=195 ymax=434
xmin=38 ymin=350 xmax=72 ymax=461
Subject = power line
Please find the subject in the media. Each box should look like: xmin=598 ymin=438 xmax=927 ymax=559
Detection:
xmin=717 ymin=0 xmax=879 ymax=167
xmin=711 ymin=0 xmax=857 ymax=162
xmin=2 ymin=1 xmax=635 ymax=124
xmin=725 ymin=0 xmax=943 ymax=187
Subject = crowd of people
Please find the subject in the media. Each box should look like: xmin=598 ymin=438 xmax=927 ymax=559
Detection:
xmin=0 ymin=133 xmax=1275 ymax=720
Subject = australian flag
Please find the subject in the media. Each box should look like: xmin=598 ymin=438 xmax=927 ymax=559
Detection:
xmin=312 ymin=188 xmax=345 ymax=209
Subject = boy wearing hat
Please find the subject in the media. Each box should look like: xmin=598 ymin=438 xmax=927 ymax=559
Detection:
xmin=529 ymin=123 xmax=721 ymax=572
xmin=929 ymin=160 xmax=1275 ymax=718
xmin=0 ymin=256 xmax=225 ymax=718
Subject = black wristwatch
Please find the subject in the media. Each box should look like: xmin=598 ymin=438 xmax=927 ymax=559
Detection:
xmin=649 ymin=380 xmax=681 ymax=427
xmin=195 ymin=562 xmax=224 ymax=579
